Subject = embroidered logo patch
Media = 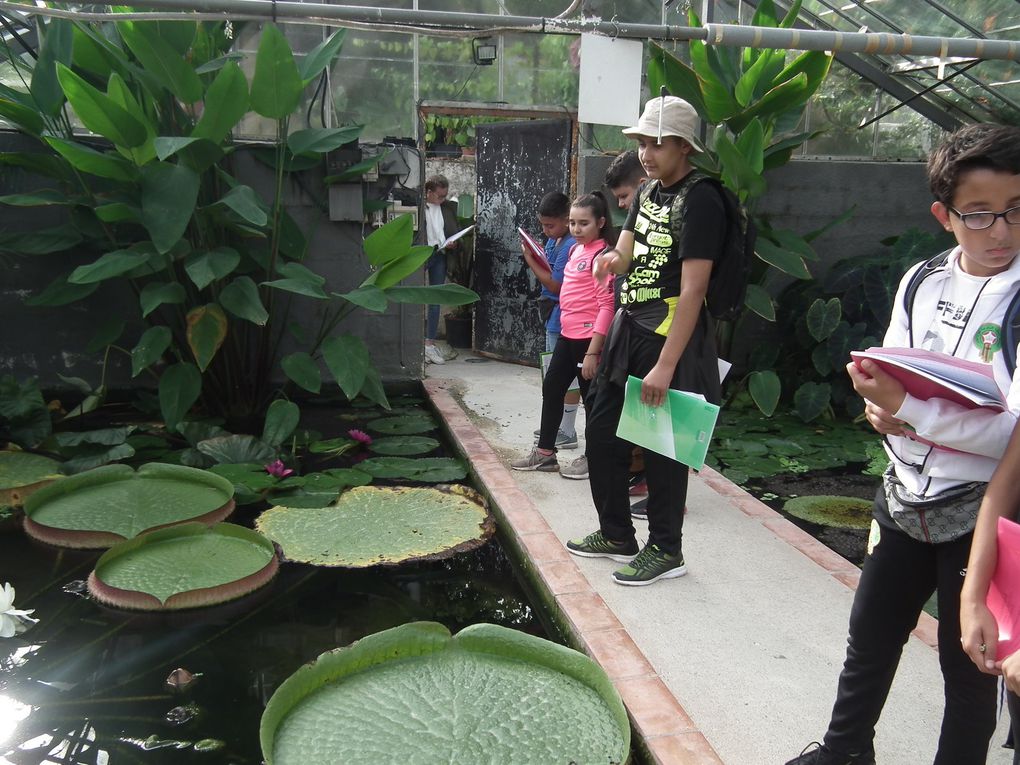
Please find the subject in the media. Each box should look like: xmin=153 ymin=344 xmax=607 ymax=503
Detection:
xmin=973 ymin=322 xmax=1002 ymax=363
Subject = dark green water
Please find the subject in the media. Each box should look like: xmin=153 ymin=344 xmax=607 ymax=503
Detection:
xmin=0 ymin=530 xmax=542 ymax=764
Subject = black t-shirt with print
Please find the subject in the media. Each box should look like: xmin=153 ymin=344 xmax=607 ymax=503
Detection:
xmin=621 ymin=172 xmax=726 ymax=335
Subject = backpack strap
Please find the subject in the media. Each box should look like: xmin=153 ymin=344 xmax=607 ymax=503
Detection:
xmin=1001 ymin=289 xmax=1020 ymax=377
xmin=668 ymin=171 xmax=710 ymax=243
xmin=902 ymin=248 xmax=953 ymax=348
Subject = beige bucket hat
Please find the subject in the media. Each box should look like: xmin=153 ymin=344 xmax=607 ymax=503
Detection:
xmin=622 ymin=95 xmax=706 ymax=153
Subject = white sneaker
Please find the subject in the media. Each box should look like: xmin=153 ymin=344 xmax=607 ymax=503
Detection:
xmin=424 ymin=345 xmax=445 ymax=365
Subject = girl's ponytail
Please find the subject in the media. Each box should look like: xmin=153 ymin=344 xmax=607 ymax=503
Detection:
xmin=572 ymin=190 xmax=618 ymax=246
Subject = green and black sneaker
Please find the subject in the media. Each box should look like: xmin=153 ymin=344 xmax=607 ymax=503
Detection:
xmin=566 ymin=530 xmax=638 ymax=562
xmin=612 ymin=543 xmax=687 ymax=586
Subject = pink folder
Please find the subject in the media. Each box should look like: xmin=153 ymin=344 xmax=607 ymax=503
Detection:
xmin=988 ymin=516 xmax=1020 ymax=659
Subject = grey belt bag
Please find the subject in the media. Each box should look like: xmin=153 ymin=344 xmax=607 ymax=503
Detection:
xmin=882 ymin=465 xmax=984 ymax=544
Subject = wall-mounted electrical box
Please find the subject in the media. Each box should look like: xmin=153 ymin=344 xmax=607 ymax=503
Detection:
xmin=387 ymin=203 xmax=419 ymax=231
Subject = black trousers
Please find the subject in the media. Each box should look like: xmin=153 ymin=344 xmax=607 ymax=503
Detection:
xmin=584 ymin=317 xmax=718 ymax=557
xmin=537 ymin=336 xmax=591 ymax=451
xmin=823 ymin=490 xmax=997 ymax=763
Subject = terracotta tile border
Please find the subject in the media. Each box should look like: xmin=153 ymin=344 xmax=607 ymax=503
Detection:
xmin=698 ymin=466 xmax=940 ymax=649
xmin=424 ymin=380 xmax=724 ymax=765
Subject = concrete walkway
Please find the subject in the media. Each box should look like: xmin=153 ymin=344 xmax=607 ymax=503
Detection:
xmin=425 ymin=353 xmax=1011 ymax=765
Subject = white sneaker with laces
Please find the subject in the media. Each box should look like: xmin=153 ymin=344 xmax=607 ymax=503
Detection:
xmin=424 ymin=345 xmax=445 ymax=365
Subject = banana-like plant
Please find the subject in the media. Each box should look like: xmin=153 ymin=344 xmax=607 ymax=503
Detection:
xmin=0 ymin=18 xmax=476 ymax=429
xmin=648 ymin=0 xmax=843 ymax=417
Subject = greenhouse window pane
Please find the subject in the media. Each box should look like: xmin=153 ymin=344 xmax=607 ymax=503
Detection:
xmin=419 ymin=36 xmax=500 ymax=104
xmin=331 ymin=30 xmax=416 ymax=141
xmin=500 ymin=33 xmax=578 ymax=107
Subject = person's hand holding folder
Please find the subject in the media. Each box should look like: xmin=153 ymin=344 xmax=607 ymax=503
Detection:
xmin=846 ymin=358 xmax=907 ymax=423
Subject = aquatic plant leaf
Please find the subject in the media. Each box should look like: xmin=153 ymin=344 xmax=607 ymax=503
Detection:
xmin=281 ymin=352 xmax=321 ymax=393
xmin=368 ymin=436 xmax=439 ymax=456
xmin=88 ymin=522 xmax=278 ymax=609
xmin=208 ymin=462 xmax=279 ymax=492
xmin=159 ymin=362 xmax=202 ymax=432
xmin=794 ymin=382 xmax=831 ymax=423
xmin=748 ymin=370 xmax=780 ymax=417
xmin=197 ymin=435 xmax=277 ymax=465
xmin=366 ymin=414 xmax=436 ymax=435
xmin=260 ymin=621 xmax=629 ymax=765
xmin=0 ymin=451 xmax=62 ymax=505
xmin=141 ymin=162 xmax=201 ymax=254
xmin=23 ymin=463 xmax=234 ymax=548
xmin=307 ymin=437 xmax=355 ymax=455
xmin=185 ymin=247 xmax=241 ymax=290
xmin=186 ymin=303 xmax=227 ymax=371
xmin=220 ymin=276 xmax=269 ymax=326
xmin=256 ymin=485 xmax=491 ymax=568
xmin=783 ymin=495 xmax=872 ymax=530
xmin=131 ymin=325 xmax=173 ymax=377
xmin=357 ymin=457 xmax=465 ymax=482
xmin=322 ymin=334 xmax=369 ymax=401
xmin=262 ymin=400 xmax=300 ymax=448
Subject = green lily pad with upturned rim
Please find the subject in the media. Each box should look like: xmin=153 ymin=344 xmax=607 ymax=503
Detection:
xmin=366 ymin=414 xmax=436 ymax=435
xmin=260 ymin=621 xmax=630 ymax=765
xmin=0 ymin=450 xmax=62 ymax=506
xmin=255 ymin=484 xmax=493 ymax=567
xmin=368 ymin=436 xmax=439 ymax=456
xmin=24 ymin=463 xmax=235 ymax=549
xmin=783 ymin=495 xmax=873 ymax=529
xmin=87 ymin=522 xmax=278 ymax=610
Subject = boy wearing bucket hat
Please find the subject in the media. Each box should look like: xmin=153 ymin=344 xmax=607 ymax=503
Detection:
xmin=565 ymin=95 xmax=725 ymax=585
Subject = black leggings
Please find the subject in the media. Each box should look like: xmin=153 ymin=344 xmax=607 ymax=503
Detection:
xmin=537 ymin=336 xmax=591 ymax=451
xmin=823 ymin=491 xmax=996 ymax=763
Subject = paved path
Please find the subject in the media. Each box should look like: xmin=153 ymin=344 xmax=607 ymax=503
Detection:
xmin=427 ymin=353 xmax=1011 ymax=765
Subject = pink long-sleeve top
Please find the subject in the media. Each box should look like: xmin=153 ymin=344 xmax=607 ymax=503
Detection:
xmin=557 ymin=239 xmax=615 ymax=341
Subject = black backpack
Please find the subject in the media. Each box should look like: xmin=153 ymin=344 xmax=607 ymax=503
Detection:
xmin=902 ymin=248 xmax=1020 ymax=374
xmin=638 ymin=173 xmax=757 ymax=322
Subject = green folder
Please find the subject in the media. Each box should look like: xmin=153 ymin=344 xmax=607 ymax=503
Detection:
xmin=615 ymin=375 xmax=720 ymax=469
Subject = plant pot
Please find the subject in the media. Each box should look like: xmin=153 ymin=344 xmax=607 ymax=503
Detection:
xmin=445 ymin=315 xmax=472 ymax=349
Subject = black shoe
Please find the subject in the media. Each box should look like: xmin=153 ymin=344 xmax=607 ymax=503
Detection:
xmin=630 ymin=496 xmax=648 ymax=519
xmin=785 ymin=742 xmax=875 ymax=765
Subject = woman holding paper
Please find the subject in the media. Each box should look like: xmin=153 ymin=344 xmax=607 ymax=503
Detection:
xmin=422 ymin=175 xmax=461 ymax=366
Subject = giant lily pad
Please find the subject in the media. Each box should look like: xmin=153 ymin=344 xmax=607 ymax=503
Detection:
xmin=368 ymin=435 xmax=439 ymax=456
xmin=366 ymin=414 xmax=436 ymax=435
xmin=88 ymin=522 xmax=278 ymax=610
xmin=783 ymin=495 xmax=872 ymax=529
xmin=357 ymin=456 xmax=466 ymax=482
xmin=255 ymin=485 xmax=493 ymax=567
xmin=0 ymin=450 xmax=62 ymax=505
xmin=260 ymin=621 xmax=630 ymax=765
xmin=24 ymin=463 xmax=235 ymax=548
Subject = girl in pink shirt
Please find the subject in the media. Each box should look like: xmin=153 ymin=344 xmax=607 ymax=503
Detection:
xmin=512 ymin=192 xmax=617 ymax=474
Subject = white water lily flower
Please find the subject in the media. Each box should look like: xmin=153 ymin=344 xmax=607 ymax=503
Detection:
xmin=0 ymin=582 xmax=38 ymax=638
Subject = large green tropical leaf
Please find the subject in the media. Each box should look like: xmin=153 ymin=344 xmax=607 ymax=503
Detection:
xmin=755 ymin=238 xmax=811 ymax=279
xmin=322 ymin=334 xmax=370 ymax=400
xmin=117 ymin=21 xmax=203 ymax=103
xmin=141 ymin=162 xmax=201 ymax=254
xmin=30 ymin=18 xmax=73 ymax=116
xmin=88 ymin=522 xmax=278 ymax=609
xmin=24 ymin=272 xmax=100 ymax=307
xmin=250 ymin=23 xmax=303 ymax=119
xmin=186 ymin=303 xmax=228 ymax=371
xmin=0 ymin=150 xmax=73 ymax=181
xmin=106 ymin=72 xmax=156 ymax=165
xmin=159 ymin=362 xmax=202 ymax=432
xmin=336 ymin=285 xmax=388 ymax=312
xmin=259 ymin=621 xmax=629 ymax=765
xmin=262 ymin=278 xmax=328 ymax=299
xmin=256 ymin=484 xmax=491 ymax=567
xmin=192 ymin=61 xmax=249 ymax=143
xmin=220 ymin=276 xmax=269 ymax=325
xmin=0 ymin=98 xmax=45 ymax=135
xmin=56 ymin=64 xmax=147 ymax=148
xmin=384 ymin=284 xmax=478 ymax=305
xmin=287 ymin=126 xmax=363 ymax=156
xmin=744 ymin=283 xmax=775 ymax=321
xmin=748 ymin=370 xmax=781 ymax=416
xmin=44 ymin=137 xmax=136 ymax=181
xmin=23 ymin=463 xmax=234 ymax=548
xmin=281 ymin=352 xmax=322 ymax=393
xmin=214 ymin=185 xmax=268 ymax=227
xmin=366 ymin=245 xmax=434 ymax=290
xmin=140 ymin=282 xmax=187 ymax=317
xmin=0 ymin=189 xmax=69 ymax=207
xmin=806 ymin=298 xmax=842 ymax=342
xmin=794 ymin=381 xmax=831 ymax=422
xmin=363 ymin=214 xmax=413 ymax=268
xmin=298 ymin=28 xmax=347 ymax=83
xmin=131 ymin=325 xmax=172 ymax=377
xmin=727 ymin=73 xmax=811 ymax=134
xmin=262 ymin=399 xmax=300 ymax=448
xmin=185 ymin=247 xmax=241 ymax=289
xmin=0 ymin=224 xmax=82 ymax=255
xmin=68 ymin=250 xmax=152 ymax=284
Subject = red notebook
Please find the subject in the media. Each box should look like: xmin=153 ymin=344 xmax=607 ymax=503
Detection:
xmin=850 ymin=347 xmax=1005 ymax=412
xmin=518 ymin=227 xmax=551 ymax=273
xmin=988 ymin=516 xmax=1020 ymax=660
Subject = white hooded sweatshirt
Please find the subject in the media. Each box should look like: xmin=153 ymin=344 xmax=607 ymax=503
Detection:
xmin=885 ymin=246 xmax=1020 ymax=497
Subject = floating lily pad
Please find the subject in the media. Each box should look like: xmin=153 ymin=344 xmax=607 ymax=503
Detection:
xmin=357 ymin=457 xmax=466 ymax=482
xmin=0 ymin=450 xmax=62 ymax=505
xmin=366 ymin=415 xmax=436 ymax=435
xmin=87 ymin=522 xmax=278 ymax=610
xmin=255 ymin=485 xmax=493 ymax=567
xmin=308 ymin=437 xmax=356 ymax=455
xmin=260 ymin=621 xmax=630 ymax=765
xmin=783 ymin=495 xmax=873 ymax=529
xmin=24 ymin=463 xmax=235 ymax=549
xmin=368 ymin=436 xmax=439 ymax=456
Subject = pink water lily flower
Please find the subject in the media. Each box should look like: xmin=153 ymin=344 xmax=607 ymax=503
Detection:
xmin=348 ymin=429 xmax=372 ymax=446
xmin=265 ymin=459 xmax=294 ymax=478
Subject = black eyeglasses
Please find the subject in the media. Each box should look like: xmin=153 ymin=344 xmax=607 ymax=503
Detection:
xmin=949 ymin=205 xmax=1020 ymax=230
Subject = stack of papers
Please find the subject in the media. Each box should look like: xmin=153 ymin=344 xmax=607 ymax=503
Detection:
xmin=616 ymin=376 xmax=720 ymax=469
xmin=850 ymin=347 xmax=1005 ymax=411
xmin=518 ymin=227 xmax=551 ymax=273
xmin=440 ymin=225 xmax=473 ymax=250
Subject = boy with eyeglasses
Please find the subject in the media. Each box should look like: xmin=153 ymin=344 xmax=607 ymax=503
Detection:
xmin=788 ymin=123 xmax=1020 ymax=765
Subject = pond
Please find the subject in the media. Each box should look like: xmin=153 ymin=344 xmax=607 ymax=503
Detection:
xmin=0 ymin=397 xmax=550 ymax=764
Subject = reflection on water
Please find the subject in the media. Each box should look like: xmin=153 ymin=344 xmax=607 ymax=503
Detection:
xmin=0 ymin=526 xmax=542 ymax=764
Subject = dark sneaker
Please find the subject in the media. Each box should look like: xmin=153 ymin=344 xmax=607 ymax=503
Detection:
xmin=560 ymin=455 xmax=588 ymax=480
xmin=566 ymin=530 xmax=638 ymax=562
xmin=785 ymin=743 xmax=876 ymax=765
xmin=612 ymin=543 xmax=686 ymax=586
xmin=510 ymin=448 xmax=559 ymax=472
xmin=630 ymin=496 xmax=648 ymax=519
xmin=628 ymin=473 xmax=647 ymax=496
